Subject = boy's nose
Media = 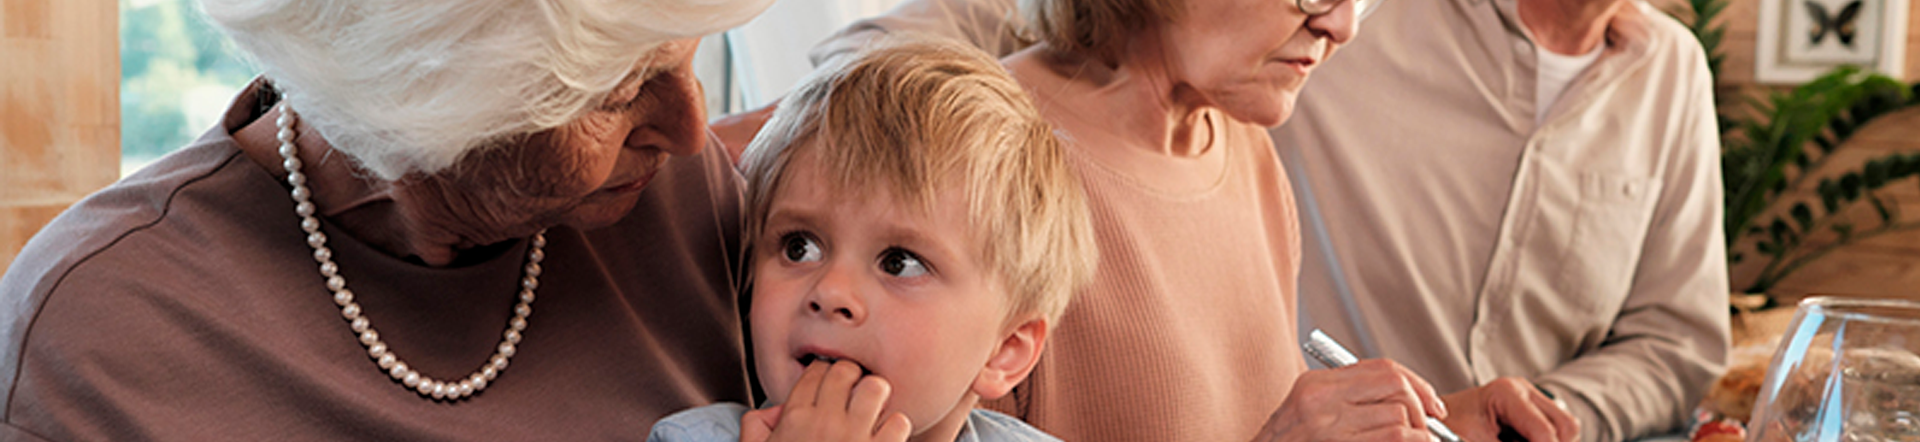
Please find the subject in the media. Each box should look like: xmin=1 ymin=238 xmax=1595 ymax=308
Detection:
xmin=804 ymin=262 xmax=867 ymax=325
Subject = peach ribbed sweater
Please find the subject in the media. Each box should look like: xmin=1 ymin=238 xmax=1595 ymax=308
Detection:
xmin=986 ymin=110 xmax=1307 ymax=442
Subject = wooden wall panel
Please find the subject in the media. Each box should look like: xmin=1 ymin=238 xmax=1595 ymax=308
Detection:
xmin=0 ymin=0 xmax=118 ymax=274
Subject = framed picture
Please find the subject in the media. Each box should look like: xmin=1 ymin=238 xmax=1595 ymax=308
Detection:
xmin=1755 ymin=0 xmax=1909 ymax=83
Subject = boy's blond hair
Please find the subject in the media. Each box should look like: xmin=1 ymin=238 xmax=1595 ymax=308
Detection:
xmin=741 ymin=36 xmax=1096 ymax=325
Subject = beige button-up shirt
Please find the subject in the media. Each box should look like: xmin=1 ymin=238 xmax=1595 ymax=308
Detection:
xmin=1274 ymin=1 xmax=1731 ymax=440
xmin=812 ymin=0 xmax=1732 ymax=440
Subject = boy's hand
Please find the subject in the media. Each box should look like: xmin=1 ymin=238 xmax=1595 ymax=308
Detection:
xmin=1252 ymin=359 xmax=1448 ymax=442
xmin=740 ymin=359 xmax=912 ymax=442
xmin=739 ymin=405 xmax=783 ymax=442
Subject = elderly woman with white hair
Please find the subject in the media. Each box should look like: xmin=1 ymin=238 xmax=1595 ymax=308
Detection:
xmin=0 ymin=0 xmax=773 ymax=439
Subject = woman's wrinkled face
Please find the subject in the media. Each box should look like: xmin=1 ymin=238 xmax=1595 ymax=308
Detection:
xmin=1161 ymin=0 xmax=1359 ymax=126
xmin=396 ymin=39 xmax=708 ymax=246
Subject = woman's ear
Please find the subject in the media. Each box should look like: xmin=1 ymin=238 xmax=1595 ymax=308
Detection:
xmin=971 ymin=317 xmax=1049 ymax=400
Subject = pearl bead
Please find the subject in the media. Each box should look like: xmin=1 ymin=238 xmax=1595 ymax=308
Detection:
xmin=276 ymin=103 xmax=543 ymax=403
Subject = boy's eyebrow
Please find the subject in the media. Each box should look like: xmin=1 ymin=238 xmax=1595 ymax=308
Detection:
xmin=863 ymin=212 xmax=971 ymax=268
xmin=761 ymin=203 xmax=823 ymax=232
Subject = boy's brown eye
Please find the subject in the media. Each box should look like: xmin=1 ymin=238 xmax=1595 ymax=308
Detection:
xmin=878 ymin=248 xmax=928 ymax=278
xmin=782 ymin=233 xmax=822 ymax=263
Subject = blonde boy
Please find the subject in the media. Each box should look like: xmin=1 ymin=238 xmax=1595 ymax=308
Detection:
xmin=647 ymin=36 xmax=1096 ymax=442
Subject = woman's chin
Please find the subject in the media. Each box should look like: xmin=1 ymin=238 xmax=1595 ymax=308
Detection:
xmin=560 ymin=193 xmax=644 ymax=230
xmin=1233 ymin=98 xmax=1296 ymax=128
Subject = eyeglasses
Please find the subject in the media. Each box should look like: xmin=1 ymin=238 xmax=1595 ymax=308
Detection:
xmin=1297 ymin=0 xmax=1387 ymax=21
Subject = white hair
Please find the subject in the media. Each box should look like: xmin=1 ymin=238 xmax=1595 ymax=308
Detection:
xmin=200 ymin=0 xmax=772 ymax=180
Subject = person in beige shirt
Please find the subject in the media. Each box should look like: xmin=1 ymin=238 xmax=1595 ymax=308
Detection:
xmin=1276 ymin=0 xmax=1731 ymax=440
xmin=771 ymin=0 xmax=1733 ymax=440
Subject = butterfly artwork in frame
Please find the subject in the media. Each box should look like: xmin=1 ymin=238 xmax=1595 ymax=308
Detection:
xmin=1756 ymin=0 xmax=1907 ymax=83
xmin=1803 ymin=0 xmax=1862 ymax=47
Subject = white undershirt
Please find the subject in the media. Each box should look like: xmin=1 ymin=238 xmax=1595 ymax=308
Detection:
xmin=1534 ymin=43 xmax=1604 ymax=124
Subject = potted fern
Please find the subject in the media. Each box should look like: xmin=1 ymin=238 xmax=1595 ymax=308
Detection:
xmin=1672 ymin=0 xmax=1920 ymax=305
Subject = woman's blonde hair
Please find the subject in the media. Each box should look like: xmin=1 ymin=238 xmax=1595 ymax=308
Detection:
xmin=741 ymin=36 xmax=1097 ymax=324
xmin=1021 ymin=0 xmax=1183 ymax=66
xmin=200 ymin=0 xmax=772 ymax=181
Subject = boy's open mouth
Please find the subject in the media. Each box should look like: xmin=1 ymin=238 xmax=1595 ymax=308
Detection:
xmin=797 ymin=353 xmax=873 ymax=376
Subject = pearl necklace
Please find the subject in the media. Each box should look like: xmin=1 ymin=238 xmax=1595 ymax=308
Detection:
xmin=275 ymin=102 xmax=543 ymax=401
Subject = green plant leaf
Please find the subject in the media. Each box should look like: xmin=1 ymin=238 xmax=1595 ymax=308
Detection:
xmin=1841 ymin=173 xmax=1864 ymax=200
xmin=1791 ymin=203 xmax=1815 ymax=231
xmin=1865 ymin=159 xmax=1889 ymax=188
xmin=1819 ymin=178 xmax=1842 ymax=213
xmin=1771 ymin=219 xmax=1795 ymax=247
xmin=1871 ymin=194 xmax=1893 ymax=223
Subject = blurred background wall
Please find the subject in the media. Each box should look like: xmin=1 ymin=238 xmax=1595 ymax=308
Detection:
xmin=2 ymin=0 xmax=117 ymax=274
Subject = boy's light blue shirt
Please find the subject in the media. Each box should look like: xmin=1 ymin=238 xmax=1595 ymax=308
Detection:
xmin=648 ymin=403 xmax=1062 ymax=442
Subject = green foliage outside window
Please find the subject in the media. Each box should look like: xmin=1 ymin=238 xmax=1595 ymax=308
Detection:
xmin=120 ymin=0 xmax=254 ymax=170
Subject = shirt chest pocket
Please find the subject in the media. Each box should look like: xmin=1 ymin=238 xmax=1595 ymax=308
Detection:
xmin=1525 ymin=160 xmax=1663 ymax=321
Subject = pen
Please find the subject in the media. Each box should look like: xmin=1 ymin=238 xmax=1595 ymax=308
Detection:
xmin=1302 ymin=329 xmax=1464 ymax=442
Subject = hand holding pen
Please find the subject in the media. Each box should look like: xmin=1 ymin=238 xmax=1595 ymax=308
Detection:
xmin=1301 ymin=330 xmax=1579 ymax=442
xmin=1303 ymin=330 xmax=1464 ymax=442
xmin=1247 ymin=330 xmax=1453 ymax=442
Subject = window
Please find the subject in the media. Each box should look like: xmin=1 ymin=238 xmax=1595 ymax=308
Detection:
xmin=119 ymin=0 xmax=252 ymax=176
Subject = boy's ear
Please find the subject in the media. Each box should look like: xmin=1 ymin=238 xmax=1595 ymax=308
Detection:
xmin=971 ymin=317 xmax=1048 ymax=400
